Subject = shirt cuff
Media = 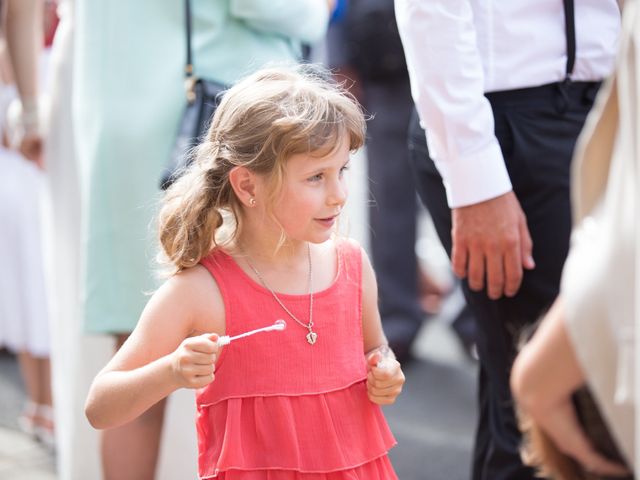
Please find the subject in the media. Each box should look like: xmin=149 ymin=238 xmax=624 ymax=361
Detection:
xmin=434 ymin=139 xmax=513 ymax=208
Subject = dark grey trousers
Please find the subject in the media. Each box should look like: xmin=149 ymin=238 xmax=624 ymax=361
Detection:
xmin=365 ymin=78 xmax=425 ymax=351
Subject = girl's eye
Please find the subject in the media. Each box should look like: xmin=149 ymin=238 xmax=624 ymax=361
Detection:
xmin=308 ymin=173 xmax=323 ymax=182
xmin=339 ymin=164 xmax=350 ymax=176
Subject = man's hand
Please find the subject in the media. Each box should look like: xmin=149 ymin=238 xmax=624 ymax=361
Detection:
xmin=451 ymin=191 xmax=535 ymax=299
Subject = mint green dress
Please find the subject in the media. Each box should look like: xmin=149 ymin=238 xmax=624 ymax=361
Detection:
xmin=75 ymin=0 xmax=329 ymax=333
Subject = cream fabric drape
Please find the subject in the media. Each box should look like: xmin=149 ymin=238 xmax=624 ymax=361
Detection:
xmin=561 ymin=0 xmax=639 ymax=469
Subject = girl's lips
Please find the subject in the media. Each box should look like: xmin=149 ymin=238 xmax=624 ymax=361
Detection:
xmin=315 ymin=215 xmax=338 ymax=227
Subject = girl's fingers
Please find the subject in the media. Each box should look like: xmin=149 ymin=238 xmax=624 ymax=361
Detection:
xmin=183 ymin=364 xmax=214 ymax=377
xmin=190 ymin=351 xmax=217 ymax=365
xmin=187 ymin=335 xmax=219 ymax=354
xmin=188 ymin=373 xmax=215 ymax=388
xmin=367 ymin=377 xmax=403 ymax=394
xmin=367 ymin=369 xmax=404 ymax=388
xmin=367 ymin=391 xmax=400 ymax=405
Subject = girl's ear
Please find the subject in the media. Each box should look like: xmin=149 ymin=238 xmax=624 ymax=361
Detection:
xmin=229 ymin=166 xmax=259 ymax=208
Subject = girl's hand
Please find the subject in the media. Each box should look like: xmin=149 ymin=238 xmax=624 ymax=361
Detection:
xmin=170 ymin=333 xmax=221 ymax=389
xmin=365 ymin=349 xmax=405 ymax=405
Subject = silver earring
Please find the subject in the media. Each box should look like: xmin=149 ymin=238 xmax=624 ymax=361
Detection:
xmin=249 ymin=198 xmax=256 ymax=207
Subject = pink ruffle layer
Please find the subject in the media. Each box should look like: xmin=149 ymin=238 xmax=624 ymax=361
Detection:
xmin=209 ymin=455 xmax=397 ymax=479
xmin=197 ymin=381 xmax=396 ymax=479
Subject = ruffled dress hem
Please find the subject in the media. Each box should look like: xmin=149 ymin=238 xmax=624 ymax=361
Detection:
xmin=197 ymin=381 xmax=396 ymax=478
xmin=201 ymin=452 xmax=398 ymax=479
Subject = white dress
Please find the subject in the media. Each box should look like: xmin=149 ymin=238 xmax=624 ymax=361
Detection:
xmin=0 ymin=84 xmax=50 ymax=358
xmin=561 ymin=0 xmax=639 ymax=468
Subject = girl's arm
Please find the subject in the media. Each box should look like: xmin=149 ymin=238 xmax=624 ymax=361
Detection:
xmin=510 ymin=298 xmax=630 ymax=477
xmin=360 ymin=245 xmax=405 ymax=405
xmin=85 ymin=266 xmax=225 ymax=429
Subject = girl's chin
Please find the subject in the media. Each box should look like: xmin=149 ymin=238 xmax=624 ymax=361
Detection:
xmin=306 ymin=229 xmax=335 ymax=244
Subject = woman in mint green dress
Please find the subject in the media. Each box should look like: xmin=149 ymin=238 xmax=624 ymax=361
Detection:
xmin=75 ymin=1 xmax=330 ymax=478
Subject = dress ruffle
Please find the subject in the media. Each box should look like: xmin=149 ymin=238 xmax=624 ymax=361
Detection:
xmin=210 ymin=455 xmax=397 ymax=480
xmin=197 ymin=381 xmax=396 ymax=479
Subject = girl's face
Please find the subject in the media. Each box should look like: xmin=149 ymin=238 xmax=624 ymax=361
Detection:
xmin=269 ymin=136 xmax=351 ymax=244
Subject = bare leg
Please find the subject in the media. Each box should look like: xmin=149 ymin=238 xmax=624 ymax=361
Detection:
xmin=17 ymin=351 xmax=41 ymax=404
xmin=36 ymin=357 xmax=52 ymax=406
xmin=17 ymin=351 xmax=41 ymax=434
xmin=34 ymin=357 xmax=54 ymax=444
xmin=101 ymin=334 xmax=167 ymax=480
xmin=17 ymin=351 xmax=54 ymax=444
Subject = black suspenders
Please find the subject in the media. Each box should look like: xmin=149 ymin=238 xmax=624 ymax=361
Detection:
xmin=562 ymin=0 xmax=576 ymax=79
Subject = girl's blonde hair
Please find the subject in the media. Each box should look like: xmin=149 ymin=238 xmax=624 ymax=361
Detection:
xmin=158 ymin=65 xmax=366 ymax=274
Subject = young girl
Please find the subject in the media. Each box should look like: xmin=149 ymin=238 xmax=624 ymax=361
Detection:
xmin=85 ymin=65 xmax=405 ymax=479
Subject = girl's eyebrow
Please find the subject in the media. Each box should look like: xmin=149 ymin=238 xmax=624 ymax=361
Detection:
xmin=303 ymin=159 xmax=351 ymax=176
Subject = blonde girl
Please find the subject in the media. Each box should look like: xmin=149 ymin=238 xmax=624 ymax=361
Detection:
xmin=86 ymin=65 xmax=405 ymax=479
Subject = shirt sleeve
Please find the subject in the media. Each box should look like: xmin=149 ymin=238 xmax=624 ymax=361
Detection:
xmin=395 ymin=0 xmax=512 ymax=208
xmin=230 ymin=0 xmax=330 ymax=45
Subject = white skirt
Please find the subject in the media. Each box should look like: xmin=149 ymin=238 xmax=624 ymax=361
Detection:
xmin=0 ymin=146 xmax=50 ymax=357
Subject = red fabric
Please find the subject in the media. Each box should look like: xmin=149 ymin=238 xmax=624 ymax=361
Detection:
xmin=209 ymin=455 xmax=396 ymax=480
xmin=196 ymin=240 xmax=397 ymax=479
xmin=43 ymin=1 xmax=59 ymax=47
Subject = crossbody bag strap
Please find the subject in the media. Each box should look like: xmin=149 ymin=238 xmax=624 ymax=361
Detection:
xmin=184 ymin=0 xmax=197 ymax=102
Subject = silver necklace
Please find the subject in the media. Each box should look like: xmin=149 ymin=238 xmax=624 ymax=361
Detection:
xmin=242 ymin=244 xmax=317 ymax=345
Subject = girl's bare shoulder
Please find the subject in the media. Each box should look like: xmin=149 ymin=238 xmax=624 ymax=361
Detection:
xmin=154 ymin=265 xmax=225 ymax=336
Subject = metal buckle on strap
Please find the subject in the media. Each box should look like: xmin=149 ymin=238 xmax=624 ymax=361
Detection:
xmin=184 ymin=74 xmax=198 ymax=104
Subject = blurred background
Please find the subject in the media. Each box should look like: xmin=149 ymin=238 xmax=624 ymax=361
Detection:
xmin=0 ymin=1 xmax=480 ymax=478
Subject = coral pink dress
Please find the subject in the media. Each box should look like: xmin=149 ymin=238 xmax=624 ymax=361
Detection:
xmin=197 ymin=240 xmax=397 ymax=479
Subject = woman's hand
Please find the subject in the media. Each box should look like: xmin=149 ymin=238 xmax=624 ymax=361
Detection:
xmin=511 ymin=298 xmax=631 ymax=477
xmin=19 ymin=131 xmax=43 ymax=168
xmin=538 ymin=397 xmax=630 ymax=477
xmin=365 ymin=347 xmax=405 ymax=405
xmin=170 ymin=333 xmax=221 ymax=389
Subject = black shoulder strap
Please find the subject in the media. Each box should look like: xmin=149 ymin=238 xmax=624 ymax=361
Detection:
xmin=563 ymin=0 xmax=576 ymax=79
xmin=185 ymin=0 xmax=193 ymax=79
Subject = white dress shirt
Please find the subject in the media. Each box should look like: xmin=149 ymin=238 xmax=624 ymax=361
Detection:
xmin=395 ymin=0 xmax=620 ymax=208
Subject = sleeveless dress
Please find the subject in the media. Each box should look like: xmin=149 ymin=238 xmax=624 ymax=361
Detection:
xmin=197 ymin=240 xmax=398 ymax=479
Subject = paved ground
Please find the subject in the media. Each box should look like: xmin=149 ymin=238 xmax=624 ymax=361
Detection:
xmin=0 ymin=350 xmax=57 ymax=480
xmin=0 ymin=285 xmax=478 ymax=480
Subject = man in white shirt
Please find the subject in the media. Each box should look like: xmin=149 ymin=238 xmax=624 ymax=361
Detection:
xmin=395 ymin=1 xmax=620 ymax=478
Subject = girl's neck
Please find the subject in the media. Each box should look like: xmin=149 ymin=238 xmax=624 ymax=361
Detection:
xmin=234 ymin=233 xmax=310 ymax=269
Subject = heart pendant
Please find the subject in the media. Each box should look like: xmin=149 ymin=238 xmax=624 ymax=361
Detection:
xmin=306 ymin=331 xmax=318 ymax=345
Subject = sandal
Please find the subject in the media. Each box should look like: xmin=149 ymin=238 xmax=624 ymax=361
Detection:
xmin=17 ymin=400 xmax=38 ymax=436
xmin=34 ymin=404 xmax=55 ymax=450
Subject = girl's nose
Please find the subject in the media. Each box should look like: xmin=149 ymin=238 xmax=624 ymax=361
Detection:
xmin=328 ymin=178 xmax=348 ymax=206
